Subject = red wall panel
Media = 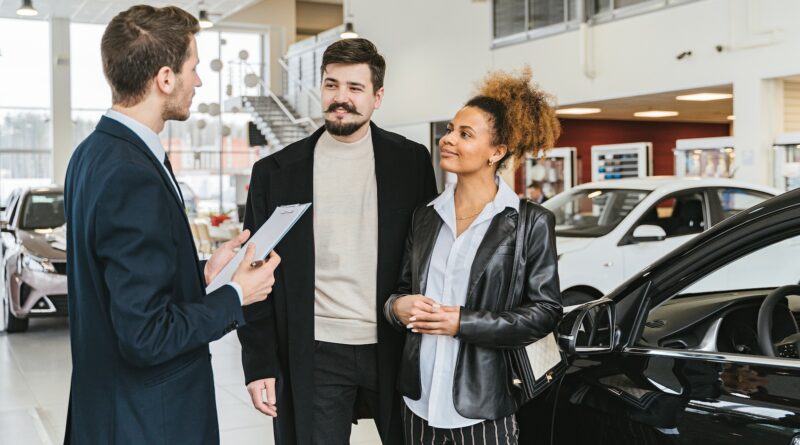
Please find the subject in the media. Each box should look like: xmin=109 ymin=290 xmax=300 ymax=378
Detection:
xmin=514 ymin=119 xmax=731 ymax=192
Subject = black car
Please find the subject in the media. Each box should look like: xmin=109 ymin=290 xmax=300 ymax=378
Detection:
xmin=521 ymin=187 xmax=800 ymax=444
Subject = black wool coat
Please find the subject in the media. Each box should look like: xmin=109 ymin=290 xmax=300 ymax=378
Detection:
xmin=237 ymin=122 xmax=438 ymax=445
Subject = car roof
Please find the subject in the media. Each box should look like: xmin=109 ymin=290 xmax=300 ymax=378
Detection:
xmin=571 ymin=176 xmax=781 ymax=195
xmin=23 ymin=186 xmax=64 ymax=194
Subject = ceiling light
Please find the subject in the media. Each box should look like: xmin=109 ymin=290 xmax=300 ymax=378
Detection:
xmin=676 ymin=93 xmax=733 ymax=101
xmin=16 ymin=0 xmax=38 ymax=16
xmin=340 ymin=23 xmax=358 ymax=39
xmin=198 ymin=10 xmax=213 ymax=29
xmin=727 ymin=115 xmax=735 ymax=121
xmin=634 ymin=110 xmax=679 ymax=118
xmin=556 ymin=108 xmax=602 ymax=115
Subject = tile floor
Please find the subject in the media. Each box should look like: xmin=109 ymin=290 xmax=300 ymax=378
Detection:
xmin=0 ymin=318 xmax=382 ymax=444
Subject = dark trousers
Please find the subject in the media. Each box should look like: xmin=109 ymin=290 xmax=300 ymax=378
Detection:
xmin=401 ymin=403 xmax=518 ymax=445
xmin=312 ymin=341 xmax=382 ymax=445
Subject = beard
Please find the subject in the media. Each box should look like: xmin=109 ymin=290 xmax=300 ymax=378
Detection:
xmin=162 ymin=78 xmax=191 ymax=122
xmin=323 ymin=101 xmax=368 ymax=136
xmin=324 ymin=117 xmax=369 ymax=136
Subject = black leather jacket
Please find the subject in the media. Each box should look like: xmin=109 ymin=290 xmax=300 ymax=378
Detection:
xmin=384 ymin=200 xmax=562 ymax=420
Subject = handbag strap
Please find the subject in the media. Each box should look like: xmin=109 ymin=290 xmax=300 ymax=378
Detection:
xmin=505 ymin=199 xmax=529 ymax=310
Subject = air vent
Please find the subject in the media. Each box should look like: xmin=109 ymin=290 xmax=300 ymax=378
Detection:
xmin=645 ymin=319 xmax=666 ymax=328
xmin=661 ymin=339 xmax=688 ymax=349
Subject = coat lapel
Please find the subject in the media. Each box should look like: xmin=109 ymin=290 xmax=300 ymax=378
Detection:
xmin=96 ymin=116 xmax=185 ymax=211
xmin=413 ymin=210 xmax=442 ymax=296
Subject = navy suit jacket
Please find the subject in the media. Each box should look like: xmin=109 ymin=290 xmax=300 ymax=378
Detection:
xmin=63 ymin=116 xmax=245 ymax=444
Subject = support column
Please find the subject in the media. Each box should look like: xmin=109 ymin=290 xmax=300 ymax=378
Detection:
xmin=267 ymin=26 xmax=286 ymax=94
xmin=50 ymin=17 xmax=73 ymax=186
xmin=732 ymin=76 xmax=783 ymax=186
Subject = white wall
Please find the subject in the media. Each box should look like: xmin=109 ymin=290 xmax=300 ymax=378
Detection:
xmin=351 ymin=0 xmax=800 ymax=185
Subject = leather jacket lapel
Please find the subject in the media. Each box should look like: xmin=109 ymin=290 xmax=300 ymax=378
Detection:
xmin=464 ymin=209 xmax=517 ymax=305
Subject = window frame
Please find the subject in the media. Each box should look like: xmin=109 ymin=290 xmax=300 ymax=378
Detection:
xmin=491 ymin=0 xmax=700 ymax=49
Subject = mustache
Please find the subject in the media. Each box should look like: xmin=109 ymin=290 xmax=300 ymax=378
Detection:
xmin=325 ymin=102 xmax=362 ymax=116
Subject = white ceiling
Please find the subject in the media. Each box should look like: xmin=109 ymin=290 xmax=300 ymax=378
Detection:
xmin=0 ymin=0 xmax=261 ymax=24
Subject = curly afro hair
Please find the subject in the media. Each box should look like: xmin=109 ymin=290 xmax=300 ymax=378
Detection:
xmin=466 ymin=66 xmax=561 ymax=170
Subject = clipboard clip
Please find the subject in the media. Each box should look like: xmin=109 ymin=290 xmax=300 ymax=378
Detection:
xmin=279 ymin=203 xmax=306 ymax=214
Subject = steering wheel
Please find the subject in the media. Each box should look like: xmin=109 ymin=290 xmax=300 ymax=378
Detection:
xmin=757 ymin=285 xmax=800 ymax=358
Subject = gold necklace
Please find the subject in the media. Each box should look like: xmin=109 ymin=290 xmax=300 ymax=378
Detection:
xmin=455 ymin=202 xmax=491 ymax=221
xmin=456 ymin=210 xmax=482 ymax=221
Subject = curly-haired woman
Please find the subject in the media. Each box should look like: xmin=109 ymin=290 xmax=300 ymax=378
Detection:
xmin=384 ymin=67 xmax=563 ymax=445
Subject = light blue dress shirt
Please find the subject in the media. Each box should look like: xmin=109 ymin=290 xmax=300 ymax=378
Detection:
xmin=103 ymin=110 xmax=243 ymax=302
xmin=404 ymin=176 xmax=519 ymax=428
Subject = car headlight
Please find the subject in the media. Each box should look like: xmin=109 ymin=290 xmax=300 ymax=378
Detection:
xmin=21 ymin=252 xmax=56 ymax=274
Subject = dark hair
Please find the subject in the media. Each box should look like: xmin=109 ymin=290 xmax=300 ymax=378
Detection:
xmin=321 ymin=38 xmax=386 ymax=92
xmin=101 ymin=5 xmax=200 ymax=107
xmin=466 ymin=66 xmax=561 ymax=170
xmin=528 ymin=181 xmax=543 ymax=189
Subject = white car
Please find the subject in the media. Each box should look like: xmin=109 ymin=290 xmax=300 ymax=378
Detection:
xmin=543 ymin=176 xmax=781 ymax=306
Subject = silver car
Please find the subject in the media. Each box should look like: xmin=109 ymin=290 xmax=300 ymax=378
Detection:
xmin=1 ymin=187 xmax=67 ymax=333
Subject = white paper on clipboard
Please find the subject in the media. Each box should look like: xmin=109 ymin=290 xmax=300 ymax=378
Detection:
xmin=205 ymin=203 xmax=311 ymax=294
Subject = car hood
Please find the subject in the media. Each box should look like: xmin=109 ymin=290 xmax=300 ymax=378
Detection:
xmin=555 ymin=236 xmax=594 ymax=256
xmin=19 ymin=226 xmax=67 ymax=261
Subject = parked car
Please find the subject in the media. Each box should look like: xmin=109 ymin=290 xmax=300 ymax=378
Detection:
xmin=543 ymin=177 xmax=781 ymax=306
xmin=0 ymin=186 xmax=67 ymax=332
xmin=520 ymin=186 xmax=800 ymax=444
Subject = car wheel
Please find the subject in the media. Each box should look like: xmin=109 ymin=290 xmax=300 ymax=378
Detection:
xmin=562 ymin=289 xmax=598 ymax=306
xmin=3 ymin=284 xmax=28 ymax=333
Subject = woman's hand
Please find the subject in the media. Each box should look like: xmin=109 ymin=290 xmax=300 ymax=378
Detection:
xmin=408 ymin=306 xmax=461 ymax=337
xmin=393 ymin=294 xmax=438 ymax=326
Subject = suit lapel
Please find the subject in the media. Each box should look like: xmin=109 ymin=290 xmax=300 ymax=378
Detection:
xmin=96 ymin=116 xmax=185 ymax=211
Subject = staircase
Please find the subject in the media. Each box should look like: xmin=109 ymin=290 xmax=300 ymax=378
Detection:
xmin=236 ymin=95 xmax=320 ymax=150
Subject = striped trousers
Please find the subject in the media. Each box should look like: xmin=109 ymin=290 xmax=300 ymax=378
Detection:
xmin=401 ymin=403 xmax=519 ymax=445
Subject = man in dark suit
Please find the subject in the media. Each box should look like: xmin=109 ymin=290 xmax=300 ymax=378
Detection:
xmin=238 ymin=38 xmax=438 ymax=445
xmin=63 ymin=6 xmax=280 ymax=444
xmin=527 ymin=180 xmax=548 ymax=204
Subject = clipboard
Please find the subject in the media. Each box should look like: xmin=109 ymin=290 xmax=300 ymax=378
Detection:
xmin=205 ymin=203 xmax=311 ymax=294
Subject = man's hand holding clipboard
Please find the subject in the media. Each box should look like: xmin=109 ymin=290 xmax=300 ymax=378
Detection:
xmin=205 ymin=203 xmax=311 ymax=302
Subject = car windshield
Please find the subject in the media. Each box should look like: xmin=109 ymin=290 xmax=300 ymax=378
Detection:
xmin=544 ymin=188 xmax=650 ymax=237
xmin=20 ymin=192 xmax=65 ymax=230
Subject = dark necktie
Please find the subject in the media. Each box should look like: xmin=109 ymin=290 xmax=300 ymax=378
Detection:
xmin=163 ymin=156 xmax=185 ymax=205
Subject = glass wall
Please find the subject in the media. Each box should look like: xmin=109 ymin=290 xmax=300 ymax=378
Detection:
xmin=0 ymin=19 xmax=52 ymax=202
xmin=67 ymin=24 xmax=266 ymax=218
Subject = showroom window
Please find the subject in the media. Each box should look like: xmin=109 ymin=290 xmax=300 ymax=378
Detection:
xmin=70 ymin=23 xmax=111 ymax=146
xmin=0 ymin=18 xmax=52 ymax=203
xmin=493 ymin=0 xmax=698 ymax=47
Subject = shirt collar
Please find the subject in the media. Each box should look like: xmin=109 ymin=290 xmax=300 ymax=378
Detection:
xmin=104 ymin=109 xmax=166 ymax=163
xmin=428 ymin=176 xmax=520 ymax=212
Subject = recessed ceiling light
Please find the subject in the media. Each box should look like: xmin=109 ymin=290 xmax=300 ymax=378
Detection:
xmin=727 ymin=115 xmax=735 ymax=121
xmin=634 ymin=110 xmax=679 ymax=118
xmin=676 ymin=93 xmax=733 ymax=101
xmin=556 ymin=108 xmax=602 ymax=115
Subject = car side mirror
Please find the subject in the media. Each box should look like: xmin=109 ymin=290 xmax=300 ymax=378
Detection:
xmin=0 ymin=220 xmax=10 ymax=233
xmin=632 ymin=224 xmax=667 ymax=242
xmin=557 ymin=298 xmax=616 ymax=355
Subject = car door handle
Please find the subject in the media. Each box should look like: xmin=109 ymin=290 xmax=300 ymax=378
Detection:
xmin=603 ymin=262 xmax=613 ymax=267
